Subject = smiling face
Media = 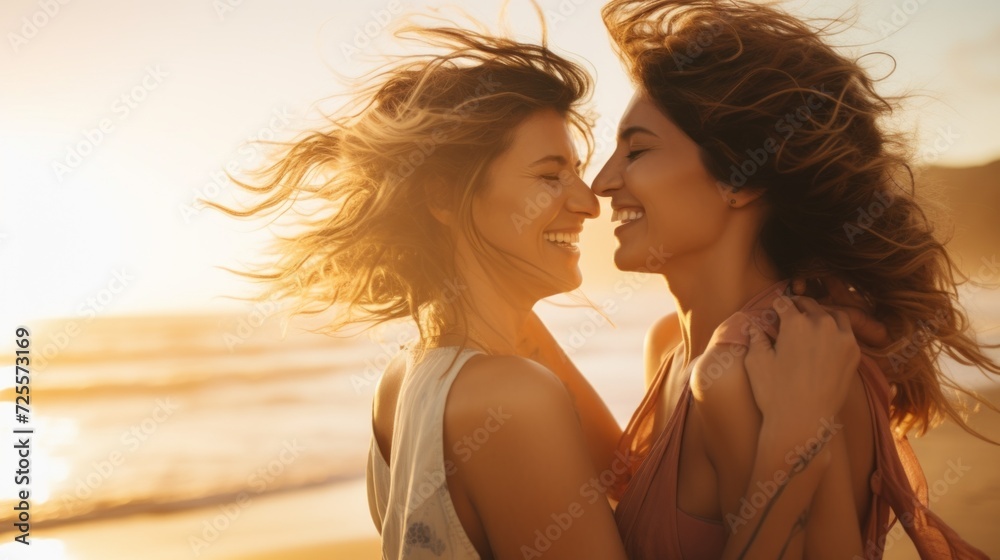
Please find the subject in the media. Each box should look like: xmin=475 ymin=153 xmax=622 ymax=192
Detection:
xmin=468 ymin=109 xmax=599 ymax=297
xmin=592 ymin=92 xmax=730 ymax=272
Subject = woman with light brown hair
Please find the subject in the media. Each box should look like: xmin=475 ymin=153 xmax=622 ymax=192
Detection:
xmin=211 ymin=14 xmax=883 ymax=559
xmin=586 ymin=0 xmax=998 ymax=557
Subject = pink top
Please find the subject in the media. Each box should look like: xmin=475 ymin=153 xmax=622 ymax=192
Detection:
xmin=611 ymin=278 xmax=987 ymax=560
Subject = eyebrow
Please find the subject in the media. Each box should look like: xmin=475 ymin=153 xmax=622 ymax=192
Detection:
xmin=529 ymin=155 xmax=583 ymax=169
xmin=618 ymin=126 xmax=659 ymax=141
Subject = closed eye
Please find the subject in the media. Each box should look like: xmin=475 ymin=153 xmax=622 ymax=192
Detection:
xmin=626 ymin=149 xmax=649 ymax=161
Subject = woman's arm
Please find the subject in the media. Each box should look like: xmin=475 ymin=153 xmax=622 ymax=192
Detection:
xmin=446 ymin=355 xmax=628 ymax=560
xmin=517 ymin=311 xmax=623 ymax=473
xmin=694 ymin=295 xmax=864 ymax=559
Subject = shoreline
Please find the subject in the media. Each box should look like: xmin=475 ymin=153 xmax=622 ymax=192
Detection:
xmin=24 ymin=478 xmax=379 ymax=560
xmin=27 ymin=389 xmax=998 ymax=560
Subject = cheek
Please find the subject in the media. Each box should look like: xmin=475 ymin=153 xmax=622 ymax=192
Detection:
xmin=473 ymin=187 xmax=545 ymax=251
xmin=638 ymin=160 xmax=726 ymax=245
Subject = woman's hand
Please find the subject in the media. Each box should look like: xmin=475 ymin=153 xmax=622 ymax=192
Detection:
xmin=713 ymin=294 xmax=865 ymax=560
xmin=791 ymin=275 xmax=890 ymax=350
xmin=743 ymin=294 xmax=860 ymax=428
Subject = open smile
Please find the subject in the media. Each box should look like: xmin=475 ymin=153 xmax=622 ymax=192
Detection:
xmin=542 ymin=231 xmax=581 ymax=253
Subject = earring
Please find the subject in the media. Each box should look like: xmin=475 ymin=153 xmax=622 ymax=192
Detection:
xmin=730 ymin=199 xmax=737 ymax=205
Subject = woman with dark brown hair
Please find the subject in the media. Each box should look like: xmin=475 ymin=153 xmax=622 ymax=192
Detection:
xmin=587 ymin=0 xmax=998 ymax=557
xmin=213 ymin=11 xmax=884 ymax=559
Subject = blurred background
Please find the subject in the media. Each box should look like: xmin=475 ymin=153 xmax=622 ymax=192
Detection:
xmin=2 ymin=0 xmax=999 ymax=558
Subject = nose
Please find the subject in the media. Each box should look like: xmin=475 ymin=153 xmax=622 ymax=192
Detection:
xmin=590 ymin=153 xmax=621 ymax=198
xmin=564 ymin=170 xmax=600 ymax=219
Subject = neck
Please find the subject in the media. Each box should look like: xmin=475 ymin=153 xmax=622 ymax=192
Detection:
xmin=663 ymin=233 xmax=782 ymax=366
xmin=433 ymin=249 xmax=536 ymax=355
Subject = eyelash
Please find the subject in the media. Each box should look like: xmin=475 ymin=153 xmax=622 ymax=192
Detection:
xmin=626 ymin=149 xmax=648 ymax=161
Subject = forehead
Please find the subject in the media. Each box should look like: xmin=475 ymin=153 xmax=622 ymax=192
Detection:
xmin=505 ymin=109 xmax=580 ymax=163
xmin=620 ymin=92 xmax=664 ymax=128
xmin=617 ymin=91 xmax=692 ymax=146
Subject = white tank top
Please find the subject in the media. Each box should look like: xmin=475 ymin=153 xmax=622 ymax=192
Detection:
xmin=366 ymin=345 xmax=483 ymax=559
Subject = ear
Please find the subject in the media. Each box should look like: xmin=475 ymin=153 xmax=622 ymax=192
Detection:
xmin=715 ymin=180 xmax=766 ymax=209
xmin=428 ymin=204 xmax=454 ymax=226
xmin=423 ymin=180 xmax=455 ymax=226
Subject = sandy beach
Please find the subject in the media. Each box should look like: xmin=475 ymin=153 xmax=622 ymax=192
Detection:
xmin=31 ymin=478 xmax=380 ymax=560
xmin=36 ymin=392 xmax=996 ymax=560
xmin=883 ymin=386 xmax=1000 ymax=559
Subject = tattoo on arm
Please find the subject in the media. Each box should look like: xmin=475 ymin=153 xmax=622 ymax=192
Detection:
xmin=734 ymin=425 xmax=832 ymax=560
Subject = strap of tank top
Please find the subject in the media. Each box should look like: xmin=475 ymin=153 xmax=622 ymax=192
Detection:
xmin=609 ymin=342 xmax=682 ymax=501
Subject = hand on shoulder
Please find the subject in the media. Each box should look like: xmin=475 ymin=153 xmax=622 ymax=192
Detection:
xmin=743 ymin=294 xmax=860 ymax=429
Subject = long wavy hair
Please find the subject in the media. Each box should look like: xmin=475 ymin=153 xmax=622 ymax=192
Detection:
xmin=205 ymin=21 xmax=594 ymax=350
xmin=602 ymin=0 xmax=1000 ymax=437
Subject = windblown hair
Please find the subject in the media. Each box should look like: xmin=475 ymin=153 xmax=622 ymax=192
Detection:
xmin=602 ymin=0 xmax=1000 ymax=437
xmin=206 ymin=23 xmax=594 ymax=345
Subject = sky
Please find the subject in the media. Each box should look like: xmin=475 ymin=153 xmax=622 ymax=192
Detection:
xmin=2 ymin=0 xmax=999 ymax=328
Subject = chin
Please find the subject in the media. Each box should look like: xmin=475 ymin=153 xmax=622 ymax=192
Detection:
xmin=612 ymin=246 xmax=644 ymax=272
xmin=545 ymin=268 xmax=583 ymax=296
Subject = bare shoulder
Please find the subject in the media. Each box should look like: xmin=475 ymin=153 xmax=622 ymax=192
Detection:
xmin=689 ymin=341 xmax=759 ymax=453
xmin=444 ymin=355 xmax=627 ymax=559
xmin=644 ymin=312 xmax=681 ymax=387
xmin=690 ymin=340 xmax=754 ymax=414
xmin=646 ymin=312 xmax=681 ymax=357
xmin=372 ymin=351 xmax=406 ymax=416
xmin=371 ymin=351 xmax=407 ymax=461
xmin=444 ymin=354 xmax=576 ymax=437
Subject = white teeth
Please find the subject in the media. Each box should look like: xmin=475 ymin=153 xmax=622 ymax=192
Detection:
xmin=543 ymin=232 xmax=580 ymax=244
xmin=612 ymin=209 xmax=645 ymax=223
